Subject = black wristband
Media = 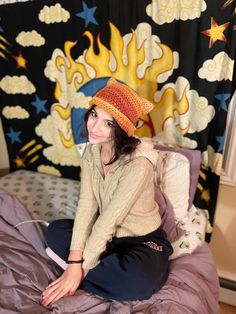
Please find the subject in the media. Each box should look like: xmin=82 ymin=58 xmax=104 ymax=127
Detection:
xmin=67 ymin=259 xmax=84 ymax=264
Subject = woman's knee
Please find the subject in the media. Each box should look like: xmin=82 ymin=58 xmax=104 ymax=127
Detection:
xmin=45 ymin=219 xmax=73 ymax=247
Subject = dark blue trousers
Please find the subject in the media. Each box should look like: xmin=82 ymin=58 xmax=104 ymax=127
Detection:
xmin=45 ymin=219 xmax=173 ymax=301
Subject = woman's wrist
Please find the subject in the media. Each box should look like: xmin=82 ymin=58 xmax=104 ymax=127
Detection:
xmin=68 ymin=249 xmax=83 ymax=260
xmin=67 ymin=258 xmax=84 ymax=264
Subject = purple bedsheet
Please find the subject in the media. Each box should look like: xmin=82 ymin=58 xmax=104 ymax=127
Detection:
xmin=0 ymin=189 xmax=220 ymax=313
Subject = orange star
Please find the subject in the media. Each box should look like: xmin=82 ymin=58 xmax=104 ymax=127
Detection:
xmin=201 ymin=17 xmax=229 ymax=48
xmin=13 ymin=52 xmax=28 ymax=69
xmin=13 ymin=155 xmax=26 ymax=168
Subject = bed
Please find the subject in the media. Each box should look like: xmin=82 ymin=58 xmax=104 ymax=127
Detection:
xmin=0 ymin=144 xmax=220 ymax=314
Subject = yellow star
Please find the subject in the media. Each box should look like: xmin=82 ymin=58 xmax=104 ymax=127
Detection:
xmin=201 ymin=17 xmax=229 ymax=48
xmin=13 ymin=52 xmax=28 ymax=69
xmin=13 ymin=155 xmax=26 ymax=168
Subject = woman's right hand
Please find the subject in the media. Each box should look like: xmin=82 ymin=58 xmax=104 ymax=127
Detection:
xmin=41 ymin=263 xmax=83 ymax=307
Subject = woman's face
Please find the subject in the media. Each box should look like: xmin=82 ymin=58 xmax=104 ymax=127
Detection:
xmin=87 ymin=106 xmax=115 ymax=145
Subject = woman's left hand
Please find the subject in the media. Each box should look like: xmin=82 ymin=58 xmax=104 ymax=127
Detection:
xmin=41 ymin=263 xmax=84 ymax=307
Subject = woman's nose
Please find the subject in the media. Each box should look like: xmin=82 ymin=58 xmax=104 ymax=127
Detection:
xmin=91 ymin=120 xmax=101 ymax=132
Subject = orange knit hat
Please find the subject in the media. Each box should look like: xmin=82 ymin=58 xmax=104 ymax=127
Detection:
xmin=89 ymin=78 xmax=154 ymax=136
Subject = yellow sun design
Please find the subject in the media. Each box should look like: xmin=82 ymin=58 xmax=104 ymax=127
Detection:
xmin=48 ymin=22 xmax=188 ymax=148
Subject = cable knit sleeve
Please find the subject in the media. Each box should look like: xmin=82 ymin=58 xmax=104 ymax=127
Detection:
xmin=70 ymin=155 xmax=98 ymax=252
xmin=82 ymin=157 xmax=154 ymax=270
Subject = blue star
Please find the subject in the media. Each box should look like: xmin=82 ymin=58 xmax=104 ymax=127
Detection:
xmin=32 ymin=95 xmax=47 ymax=114
xmin=215 ymin=93 xmax=231 ymax=112
xmin=216 ymin=135 xmax=225 ymax=152
xmin=6 ymin=128 xmax=22 ymax=144
xmin=76 ymin=1 xmax=98 ymax=27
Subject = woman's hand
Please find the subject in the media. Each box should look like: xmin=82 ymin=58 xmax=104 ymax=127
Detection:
xmin=41 ymin=264 xmax=83 ymax=307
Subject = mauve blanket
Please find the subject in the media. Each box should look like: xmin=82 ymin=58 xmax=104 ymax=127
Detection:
xmin=0 ymin=189 xmax=220 ymax=313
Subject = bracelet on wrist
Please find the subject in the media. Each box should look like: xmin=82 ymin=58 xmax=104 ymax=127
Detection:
xmin=67 ymin=258 xmax=84 ymax=264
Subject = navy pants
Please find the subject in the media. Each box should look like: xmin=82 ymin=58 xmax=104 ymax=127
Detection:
xmin=45 ymin=219 xmax=173 ymax=301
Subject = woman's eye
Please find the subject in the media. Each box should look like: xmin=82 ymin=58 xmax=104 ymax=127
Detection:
xmin=106 ymin=121 xmax=115 ymax=128
xmin=91 ymin=110 xmax=97 ymax=117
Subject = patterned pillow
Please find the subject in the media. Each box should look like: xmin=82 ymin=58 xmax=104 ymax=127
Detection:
xmin=169 ymin=205 xmax=207 ymax=259
xmin=0 ymin=170 xmax=80 ymax=221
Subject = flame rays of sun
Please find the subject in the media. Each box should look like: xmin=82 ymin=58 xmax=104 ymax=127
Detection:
xmin=53 ymin=22 xmax=175 ymax=103
xmin=42 ymin=22 xmax=186 ymax=162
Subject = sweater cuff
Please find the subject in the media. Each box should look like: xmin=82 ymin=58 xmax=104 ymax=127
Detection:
xmin=83 ymin=250 xmax=100 ymax=270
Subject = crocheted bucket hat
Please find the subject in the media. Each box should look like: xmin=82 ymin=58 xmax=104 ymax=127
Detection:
xmin=89 ymin=78 xmax=154 ymax=136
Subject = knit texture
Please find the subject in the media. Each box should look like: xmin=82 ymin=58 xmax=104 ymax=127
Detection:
xmin=89 ymin=78 xmax=154 ymax=136
xmin=70 ymin=144 xmax=161 ymax=270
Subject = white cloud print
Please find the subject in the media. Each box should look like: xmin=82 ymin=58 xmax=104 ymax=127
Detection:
xmin=154 ymin=76 xmax=215 ymax=148
xmin=35 ymin=110 xmax=81 ymax=166
xmin=154 ymin=121 xmax=197 ymax=148
xmin=146 ymin=0 xmax=206 ymax=25
xmin=16 ymin=30 xmax=45 ymax=47
xmin=2 ymin=105 xmax=29 ymax=119
xmin=184 ymin=89 xmax=215 ymax=133
xmin=0 ymin=75 xmax=35 ymax=94
xmin=39 ymin=3 xmax=70 ymax=24
xmin=60 ymin=85 xmax=91 ymax=110
xmin=44 ymin=49 xmax=91 ymax=109
xmin=37 ymin=165 xmax=62 ymax=177
xmin=202 ymin=145 xmax=223 ymax=176
xmin=198 ymin=51 xmax=234 ymax=82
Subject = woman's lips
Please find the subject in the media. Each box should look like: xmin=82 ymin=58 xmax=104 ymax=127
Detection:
xmin=89 ymin=132 xmax=100 ymax=139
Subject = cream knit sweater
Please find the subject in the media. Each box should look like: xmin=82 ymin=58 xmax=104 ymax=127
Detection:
xmin=70 ymin=143 xmax=161 ymax=270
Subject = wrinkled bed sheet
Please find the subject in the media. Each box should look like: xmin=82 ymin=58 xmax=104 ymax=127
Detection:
xmin=0 ymin=189 xmax=220 ymax=314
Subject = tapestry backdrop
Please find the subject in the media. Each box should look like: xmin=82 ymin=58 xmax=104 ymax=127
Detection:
xmin=0 ymin=0 xmax=235 ymax=239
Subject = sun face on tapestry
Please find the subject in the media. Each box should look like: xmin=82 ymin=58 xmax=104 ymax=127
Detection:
xmin=36 ymin=23 xmax=214 ymax=173
xmin=40 ymin=21 xmax=182 ymax=162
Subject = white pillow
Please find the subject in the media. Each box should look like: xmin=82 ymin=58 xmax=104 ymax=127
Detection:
xmin=134 ymin=140 xmax=191 ymax=223
xmin=156 ymin=150 xmax=190 ymax=222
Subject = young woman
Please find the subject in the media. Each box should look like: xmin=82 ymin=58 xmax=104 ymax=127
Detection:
xmin=41 ymin=78 xmax=173 ymax=307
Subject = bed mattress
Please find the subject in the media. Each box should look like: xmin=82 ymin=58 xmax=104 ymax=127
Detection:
xmin=0 ymin=170 xmax=220 ymax=313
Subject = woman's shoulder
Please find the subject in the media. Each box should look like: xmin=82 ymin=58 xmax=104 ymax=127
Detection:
xmin=130 ymin=140 xmax=158 ymax=168
xmin=122 ymin=154 xmax=155 ymax=174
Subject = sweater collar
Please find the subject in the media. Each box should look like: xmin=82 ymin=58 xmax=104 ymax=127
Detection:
xmin=91 ymin=144 xmax=129 ymax=175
